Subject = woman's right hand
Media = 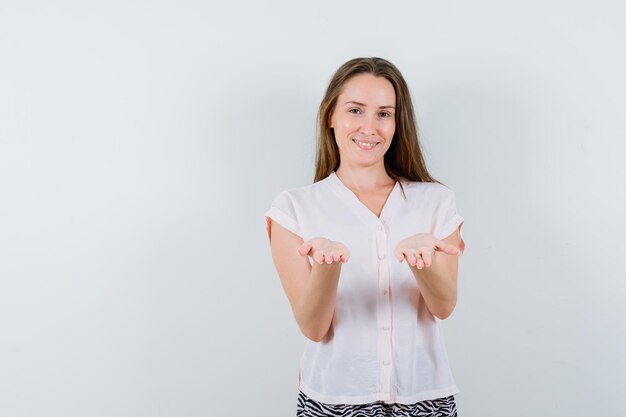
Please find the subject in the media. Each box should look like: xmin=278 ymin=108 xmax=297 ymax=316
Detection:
xmin=297 ymin=237 xmax=350 ymax=265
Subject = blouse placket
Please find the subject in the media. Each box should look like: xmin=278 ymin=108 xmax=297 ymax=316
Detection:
xmin=327 ymin=172 xmax=404 ymax=403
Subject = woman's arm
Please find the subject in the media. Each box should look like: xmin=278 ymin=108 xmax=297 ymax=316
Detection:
xmin=267 ymin=218 xmax=341 ymax=342
xmin=407 ymin=229 xmax=462 ymax=320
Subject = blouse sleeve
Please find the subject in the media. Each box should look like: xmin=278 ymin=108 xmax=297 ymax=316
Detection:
xmin=264 ymin=190 xmax=303 ymax=243
xmin=432 ymin=188 xmax=466 ymax=255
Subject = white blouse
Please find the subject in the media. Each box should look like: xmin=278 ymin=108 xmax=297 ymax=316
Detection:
xmin=264 ymin=171 xmax=466 ymax=405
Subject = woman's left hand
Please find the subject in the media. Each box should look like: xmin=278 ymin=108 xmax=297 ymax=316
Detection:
xmin=394 ymin=233 xmax=460 ymax=269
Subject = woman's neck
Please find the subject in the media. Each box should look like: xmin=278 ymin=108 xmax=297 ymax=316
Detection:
xmin=335 ymin=164 xmax=395 ymax=192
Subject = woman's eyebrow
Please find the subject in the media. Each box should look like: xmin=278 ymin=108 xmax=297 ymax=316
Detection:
xmin=344 ymin=100 xmax=395 ymax=109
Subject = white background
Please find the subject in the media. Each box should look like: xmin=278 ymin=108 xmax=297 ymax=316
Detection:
xmin=1 ymin=1 xmax=625 ymax=416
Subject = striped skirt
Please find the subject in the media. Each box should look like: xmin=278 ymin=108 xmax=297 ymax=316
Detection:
xmin=296 ymin=390 xmax=457 ymax=417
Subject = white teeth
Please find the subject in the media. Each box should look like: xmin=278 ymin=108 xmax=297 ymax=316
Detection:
xmin=353 ymin=139 xmax=377 ymax=149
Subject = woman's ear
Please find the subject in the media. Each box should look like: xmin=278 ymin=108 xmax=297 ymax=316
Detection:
xmin=328 ymin=106 xmax=336 ymax=128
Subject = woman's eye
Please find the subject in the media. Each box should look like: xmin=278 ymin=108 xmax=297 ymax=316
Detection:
xmin=379 ymin=111 xmax=391 ymax=118
xmin=349 ymin=108 xmax=361 ymax=114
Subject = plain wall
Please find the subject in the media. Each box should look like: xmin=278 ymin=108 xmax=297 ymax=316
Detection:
xmin=1 ymin=1 xmax=625 ymax=416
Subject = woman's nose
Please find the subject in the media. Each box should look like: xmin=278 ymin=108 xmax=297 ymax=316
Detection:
xmin=359 ymin=116 xmax=377 ymax=135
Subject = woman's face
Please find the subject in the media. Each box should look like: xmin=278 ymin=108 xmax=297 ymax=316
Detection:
xmin=330 ymin=73 xmax=396 ymax=168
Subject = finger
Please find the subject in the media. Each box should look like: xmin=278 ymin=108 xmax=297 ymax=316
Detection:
xmin=421 ymin=249 xmax=434 ymax=267
xmin=340 ymin=252 xmax=349 ymax=263
xmin=407 ymin=251 xmax=418 ymax=267
xmin=324 ymin=251 xmax=333 ymax=264
xmin=445 ymin=245 xmax=460 ymax=255
xmin=332 ymin=251 xmax=341 ymax=262
xmin=397 ymin=247 xmax=412 ymax=263
xmin=412 ymin=250 xmax=425 ymax=269
xmin=435 ymin=241 xmax=460 ymax=255
xmin=313 ymin=250 xmax=325 ymax=264
xmin=340 ymin=245 xmax=351 ymax=261
xmin=297 ymin=242 xmax=312 ymax=256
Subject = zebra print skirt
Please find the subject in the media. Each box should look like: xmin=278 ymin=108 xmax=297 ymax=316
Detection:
xmin=296 ymin=390 xmax=457 ymax=416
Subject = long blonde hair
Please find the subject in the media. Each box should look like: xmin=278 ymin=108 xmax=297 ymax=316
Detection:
xmin=314 ymin=57 xmax=442 ymax=193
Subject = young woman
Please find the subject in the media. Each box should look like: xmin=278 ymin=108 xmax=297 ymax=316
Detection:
xmin=265 ymin=57 xmax=465 ymax=417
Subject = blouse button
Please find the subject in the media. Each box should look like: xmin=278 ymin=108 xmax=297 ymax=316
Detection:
xmin=378 ymin=252 xmax=386 ymax=260
xmin=376 ymin=224 xmax=383 ymax=231
xmin=382 ymin=289 xmax=388 ymax=295
xmin=381 ymin=325 xmax=390 ymax=331
xmin=382 ymin=360 xmax=391 ymax=366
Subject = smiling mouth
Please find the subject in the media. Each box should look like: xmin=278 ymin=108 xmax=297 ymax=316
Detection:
xmin=352 ymin=139 xmax=380 ymax=150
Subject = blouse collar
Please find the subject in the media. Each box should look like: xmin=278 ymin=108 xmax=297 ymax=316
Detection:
xmin=326 ymin=171 xmax=405 ymax=229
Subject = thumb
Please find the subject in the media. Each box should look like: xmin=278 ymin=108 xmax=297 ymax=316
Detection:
xmin=435 ymin=241 xmax=460 ymax=255
xmin=297 ymin=242 xmax=313 ymax=256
